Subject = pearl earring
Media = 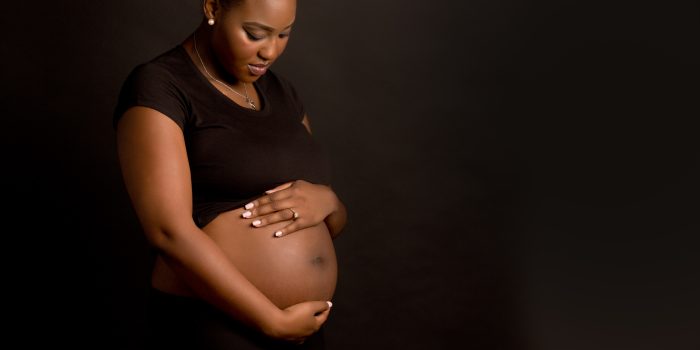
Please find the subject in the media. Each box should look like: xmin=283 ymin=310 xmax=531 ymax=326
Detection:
xmin=208 ymin=18 xmax=215 ymax=25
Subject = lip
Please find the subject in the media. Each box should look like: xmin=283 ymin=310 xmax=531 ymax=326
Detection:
xmin=247 ymin=63 xmax=269 ymax=76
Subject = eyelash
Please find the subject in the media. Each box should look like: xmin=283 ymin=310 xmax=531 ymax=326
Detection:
xmin=245 ymin=30 xmax=290 ymax=41
xmin=245 ymin=31 xmax=262 ymax=41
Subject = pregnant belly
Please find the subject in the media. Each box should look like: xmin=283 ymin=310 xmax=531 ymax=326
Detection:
xmin=152 ymin=206 xmax=337 ymax=309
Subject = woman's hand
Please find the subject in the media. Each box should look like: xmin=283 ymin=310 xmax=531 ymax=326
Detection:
xmin=241 ymin=180 xmax=340 ymax=237
xmin=263 ymin=300 xmax=333 ymax=343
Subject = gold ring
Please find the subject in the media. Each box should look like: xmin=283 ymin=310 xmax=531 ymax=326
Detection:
xmin=288 ymin=208 xmax=299 ymax=220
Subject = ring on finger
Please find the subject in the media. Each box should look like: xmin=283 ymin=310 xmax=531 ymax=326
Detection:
xmin=288 ymin=208 xmax=299 ymax=220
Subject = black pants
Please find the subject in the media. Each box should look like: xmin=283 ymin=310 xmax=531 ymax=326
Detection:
xmin=146 ymin=288 xmax=326 ymax=350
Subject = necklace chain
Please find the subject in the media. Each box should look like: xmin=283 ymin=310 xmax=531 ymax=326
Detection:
xmin=193 ymin=32 xmax=256 ymax=111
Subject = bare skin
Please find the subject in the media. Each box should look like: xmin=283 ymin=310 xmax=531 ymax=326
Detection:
xmin=116 ymin=0 xmax=347 ymax=343
xmin=152 ymin=205 xmax=337 ymax=309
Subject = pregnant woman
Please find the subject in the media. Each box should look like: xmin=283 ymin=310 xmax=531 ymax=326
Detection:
xmin=113 ymin=0 xmax=347 ymax=348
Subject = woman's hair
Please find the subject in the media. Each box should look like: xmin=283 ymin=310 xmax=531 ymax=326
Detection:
xmin=219 ymin=0 xmax=244 ymax=9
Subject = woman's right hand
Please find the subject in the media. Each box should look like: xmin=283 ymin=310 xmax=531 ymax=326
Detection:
xmin=264 ymin=300 xmax=333 ymax=343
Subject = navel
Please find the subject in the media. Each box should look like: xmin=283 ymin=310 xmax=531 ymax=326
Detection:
xmin=310 ymin=256 xmax=324 ymax=266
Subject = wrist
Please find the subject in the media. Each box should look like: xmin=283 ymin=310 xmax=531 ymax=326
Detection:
xmin=259 ymin=307 xmax=285 ymax=338
xmin=323 ymin=185 xmax=340 ymax=214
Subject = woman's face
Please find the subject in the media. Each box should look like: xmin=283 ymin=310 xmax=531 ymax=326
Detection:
xmin=209 ymin=0 xmax=296 ymax=83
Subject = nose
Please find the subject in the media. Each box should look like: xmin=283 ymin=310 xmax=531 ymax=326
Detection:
xmin=258 ymin=38 xmax=281 ymax=62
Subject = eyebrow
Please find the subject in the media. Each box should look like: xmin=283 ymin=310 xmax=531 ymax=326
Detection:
xmin=243 ymin=21 xmax=294 ymax=32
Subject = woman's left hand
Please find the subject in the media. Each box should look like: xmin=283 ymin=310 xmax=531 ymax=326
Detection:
xmin=241 ymin=180 xmax=339 ymax=237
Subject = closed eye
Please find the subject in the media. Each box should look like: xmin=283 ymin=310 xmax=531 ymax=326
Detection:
xmin=245 ymin=30 xmax=263 ymax=41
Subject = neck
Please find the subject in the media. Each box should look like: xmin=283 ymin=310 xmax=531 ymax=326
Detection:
xmin=191 ymin=26 xmax=257 ymax=110
xmin=192 ymin=26 xmax=243 ymax=88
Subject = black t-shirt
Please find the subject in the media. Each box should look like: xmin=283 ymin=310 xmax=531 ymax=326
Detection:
xmin=114 ymin=45 xmax=332 ymax=227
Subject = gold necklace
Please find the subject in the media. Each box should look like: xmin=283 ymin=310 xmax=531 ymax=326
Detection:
xmin=193 ymin=32 xmax=256 ymax=110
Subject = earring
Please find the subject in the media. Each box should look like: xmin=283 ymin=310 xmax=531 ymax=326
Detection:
xmin=208 ymin=18 xmax=215 ymax=25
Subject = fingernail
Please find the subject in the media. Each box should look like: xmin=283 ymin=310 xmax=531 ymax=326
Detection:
xmin=242 ymin=211 xmax=251 ymax=218
xmin=274 ymin=231 xmax=282 ymax=237
xmin=327 ymin=301 xmax=333 ymax=308
xmin=244 ymin=202 xmax=254 ymax=210
xmin=252 ymin=220 xmax=261 ymax=227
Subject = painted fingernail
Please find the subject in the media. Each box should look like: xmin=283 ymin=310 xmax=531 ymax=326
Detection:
xmin=242 ymin=211 xmax=251 ymax=218
xmin=327 ymin=301 xmax=333 ymax=308
xmin=244 ymin=202 xmax=254 ymax=210
xmin=274 ymin=231 xmax=282 ymax=237
xmin=252 ymin=220 xmax=262 ymax=227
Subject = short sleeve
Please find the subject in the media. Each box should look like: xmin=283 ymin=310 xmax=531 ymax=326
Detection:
xmin=287 ymin=81 xmax=306 ymax=122
xmin=270 ymin=72 xmax=305 ymax=122
xmin=113 ymin=63 xmax=189 ymax=130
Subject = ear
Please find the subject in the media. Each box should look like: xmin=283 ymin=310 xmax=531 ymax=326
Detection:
xmin=203 ymin=0 xmax=221 ymax=20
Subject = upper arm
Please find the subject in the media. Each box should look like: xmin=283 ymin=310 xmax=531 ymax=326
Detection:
xmin=116 ymin=106 xmax=195 ymax=244
xmin=301 ymin=114 xmax=312 ymax=134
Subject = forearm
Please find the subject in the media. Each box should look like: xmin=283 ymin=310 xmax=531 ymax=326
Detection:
xmin=153 ymin=225 xmax=281 ymax=333
xmin=117 ymin=109 xmax=283 ymax=336
xmin=324 ymin=195 xmax=347 ymax=239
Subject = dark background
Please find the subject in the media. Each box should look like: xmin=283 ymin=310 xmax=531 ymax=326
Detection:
xmin=3 ymin=0 xmax=698 ymax=349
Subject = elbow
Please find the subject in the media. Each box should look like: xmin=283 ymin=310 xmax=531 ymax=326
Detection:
xmin=142 ymin=226 xmax=172 ymax=251
xmin=144 ymin=229 xmax=169 ymax=251
xmin=324 ymin=215 xmax=347 ymax=240
xmin=133 ymin=208 xmax=198 ymax=252
xmin=141 ymin=221 xmax=192 ymax=252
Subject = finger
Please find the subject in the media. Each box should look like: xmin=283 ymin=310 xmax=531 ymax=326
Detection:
xmin=251 ymin=209 xmax=295 ymax=228
xmin=265 ymin=181 xmax=294 ymax=194
xmin=273 ymin=220 xmax=302 ymax=238
xmin=265 ymin=186 xmax=295 ymax=203
xmin=242 ymin=194 xmax=272 ymax=211
xmin=313 ymin=301 xmax=333 ymax=324
xmin=245 ymin=199 xmax=294 ymax=219
xmin=315 ymin=309 xmax=330 ymax=326
xmin=242 ymin=183 xmax=294 ymax=211
xmin=243 ymin=190 xmax=293 ymax=214
xmin=308 ymin=300 xmax=332 ymax=315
